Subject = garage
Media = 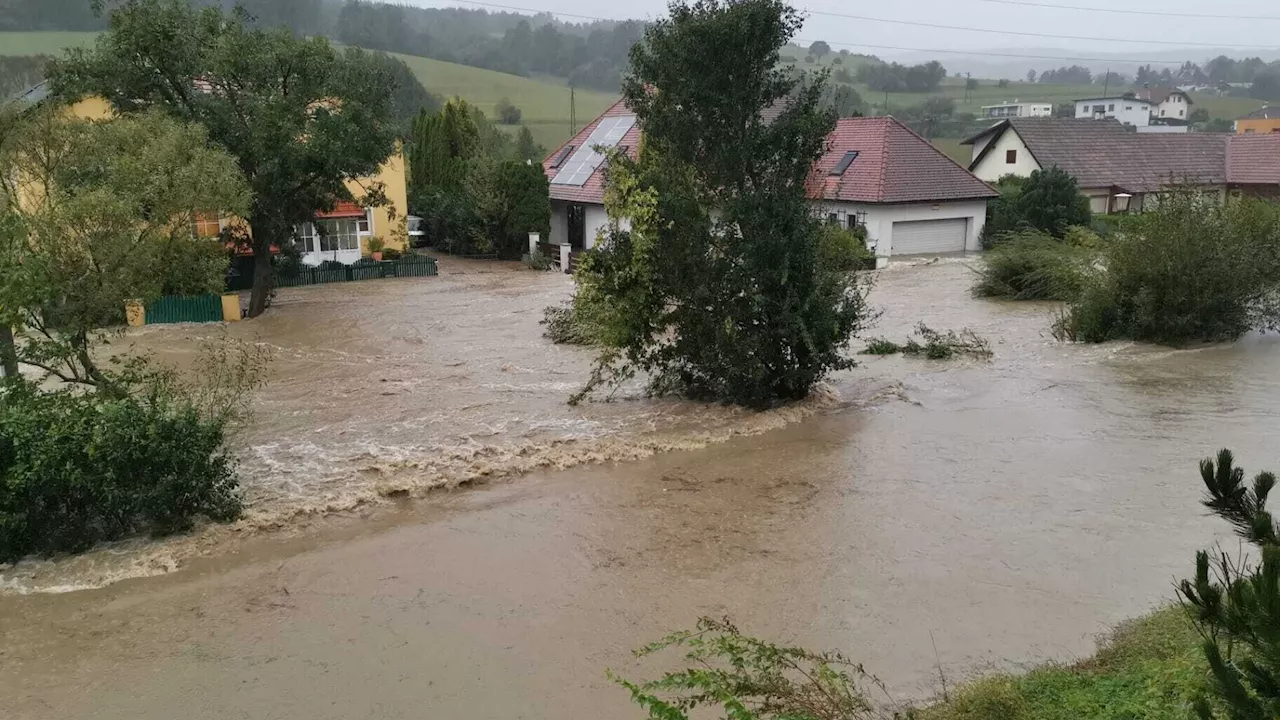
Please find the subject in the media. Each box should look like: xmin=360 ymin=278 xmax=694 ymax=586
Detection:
xmin=890 ymin=218 xmax=969 ymax=255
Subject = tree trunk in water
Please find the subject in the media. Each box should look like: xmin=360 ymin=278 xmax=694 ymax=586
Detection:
xmin=0 ymin=324 xmax=17 ymax=379
xmin=247 ymin=245 xmax=274 ymax=319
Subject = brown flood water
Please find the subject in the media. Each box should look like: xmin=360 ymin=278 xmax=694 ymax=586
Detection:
xmin=3 ymin=256 xmax=1279 ymax=718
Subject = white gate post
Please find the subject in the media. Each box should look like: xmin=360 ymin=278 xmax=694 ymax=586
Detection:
xmin=528 ymin=232 xmax=539 ymax=256
xmin=559 ymin=244 xmax=572 ymax=274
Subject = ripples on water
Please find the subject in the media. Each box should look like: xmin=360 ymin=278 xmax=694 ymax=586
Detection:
xmin=4 ymin=256 xmax=1280 ymax=594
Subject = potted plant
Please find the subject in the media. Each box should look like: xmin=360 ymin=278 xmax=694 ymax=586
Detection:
xmin=367 ymin=235 xmax=386 ymax=261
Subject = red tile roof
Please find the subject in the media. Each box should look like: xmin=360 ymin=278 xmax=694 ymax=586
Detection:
xmin=1227 ymin=133 xmax=1280 ymax=185
xmin=543 ymin=108 xmax=996 ymax=206
xmin=811 ymin=116 xmax=997 ymax=204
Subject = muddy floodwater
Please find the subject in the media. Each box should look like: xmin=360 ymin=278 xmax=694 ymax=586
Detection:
xmin=3 ymin=257 xmax=1277 ymax=719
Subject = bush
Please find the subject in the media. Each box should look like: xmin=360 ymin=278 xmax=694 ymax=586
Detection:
xmin=981 ymin=168 xmax=1091 ymax=247
xmin=541 ymin=302 xmax=597 ymax=345
xmin=973 ymin=230 xmax=1092 ymax=301
xmin=860 ymin=323 xmax=992 ymax=359
xmin=524 ymin=249 xmax=552 ymax=271
xmin=495 ymin=97 xmax=522 ymax=125
xmin=1057 ymin=191 xmax=1280 ymax=345
xmin=381 ymin=247 xmax=403 ymax=261
xmin=0 ymin=381 xmax=242 ymax=560
xmin=819 ymin=223 xmax=874 ymax=271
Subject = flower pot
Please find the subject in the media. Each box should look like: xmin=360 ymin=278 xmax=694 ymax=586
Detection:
xmin=371 ymin=251 xmax=383 ymax=261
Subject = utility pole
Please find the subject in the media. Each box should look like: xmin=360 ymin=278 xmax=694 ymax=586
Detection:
xmin=883 ymin=88 xmax=889 ymax=116
xmin=965 ymin=71 xmax=971 ymax=102
xmin=1103 ymin=66 xmax=1110 ymax=97
xmin=569 ymin=85 xmax=577 ymax=136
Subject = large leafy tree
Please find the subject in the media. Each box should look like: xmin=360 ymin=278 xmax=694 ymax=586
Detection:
xmin=48 ymin=0 xmax=400 ymax=317
xmin=571 ymin=0 xmax=871 ymax=409
xmin=0 ymin=105 xmax=248 ymax=393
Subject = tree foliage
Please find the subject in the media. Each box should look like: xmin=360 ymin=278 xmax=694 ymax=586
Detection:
xmin=494 ymin=96 xmax=522 ymax=124
xmin=1016 ymin=166 xmax=1092 ymax=237
xmin=570 ymin=0 xmax=872 ymax=409
xmin=0 ymin=105 xmax=249 ymax=391
xmin=1178 ymin=450 xmax=1280 ymax=719
xmin=855 ymin=59 xmax=947 ymax=92
xmin=49 ymin=0 xmax=400 ymax=317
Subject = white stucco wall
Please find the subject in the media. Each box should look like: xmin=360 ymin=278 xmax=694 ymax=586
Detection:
xmin=1075 ymin=99 xmax=1151 ymax=127
xmin=970 ymin=129 xmax=1039 ymax=182
xmin=549 ymin=200 xmax=569 ymax=245
xmin=816 ymin=199 xmax=988 ymax=256
xmin=584 ymin=204 xmax=611 ymax=250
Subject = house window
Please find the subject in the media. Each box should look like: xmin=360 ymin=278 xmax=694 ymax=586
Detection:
xmin=298 ymin=218 xmax=361 ymax=254
xmin=1006 ymin=149 xmax=1017 ymax=164
xmin=847 ymin=211 xmax=867 ymax=231
xmin=192 ymin=212 xmax=222 ymax=238
xmin=827 ymin=212 xmax=839 ymax=225
xmin=1179 ymin=109 xmax=1184 ymax=117
xmin=1108 ymin=103 xmax=1115 ymax=111
xmin=358 ymin=209 xmax=372 ymax=235
xmin=1125 ymin=105 xmax=1133 ymax=111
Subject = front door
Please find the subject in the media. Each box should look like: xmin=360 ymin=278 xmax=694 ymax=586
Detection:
xmin=567 ymin=204 xmax=586 ymax=251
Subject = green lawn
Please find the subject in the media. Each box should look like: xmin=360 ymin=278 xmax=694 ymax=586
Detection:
xmin=931 ymin=137 xmax=971 ymax=165
xmin=0 ymin=31 xmax=99 ymax=56
xmin=916 ymin=606 xmax=1209 ymax=720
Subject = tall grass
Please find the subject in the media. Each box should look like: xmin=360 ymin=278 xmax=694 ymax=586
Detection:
xmin=972 ymin=230 xmax=1093 ymax=301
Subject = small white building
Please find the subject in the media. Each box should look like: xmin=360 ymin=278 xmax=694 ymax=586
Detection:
xmin=541 ymin=107 xmax=997 ymax=258
xmin=1136 ymin=87 xmax=1193 ymax=125
xmin=980 ymin=101 xmax=1053 ymax=119
xmin=1074 ymin=96 xmax=1154 ymax=127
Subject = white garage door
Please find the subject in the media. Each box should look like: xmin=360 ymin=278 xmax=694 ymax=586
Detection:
xmin=891 ymin=218 xmax=968 ymax=255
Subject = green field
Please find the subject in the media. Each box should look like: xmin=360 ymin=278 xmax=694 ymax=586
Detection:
xmin=0 ymin=31 xmax=99 ymax=56
xmin=930 ymin=137 xmax=971 ymax=165
xmin=387 ymin=52 xmax=617 ymax=151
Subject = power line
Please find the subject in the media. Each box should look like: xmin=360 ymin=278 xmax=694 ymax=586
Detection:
xmin=803 ymin=9 xmax=1280 ymax=50
xmin=423 ymin=0 xmax=1194 ymax=65
xmin=958 ymin=0 xmax=1280 ymax=22
xmin=796 ymin=38 xmax=1188 ymax=65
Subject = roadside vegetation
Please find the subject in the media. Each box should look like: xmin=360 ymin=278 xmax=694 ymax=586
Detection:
xmin=615 ymin=449 xmax=1280 ymax=720
xmin=566 ymin=0 xmax=873 ymax=409
xmin=0 ymin=103 xmax=266 ymax=561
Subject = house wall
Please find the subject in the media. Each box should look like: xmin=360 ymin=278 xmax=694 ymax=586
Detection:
xmin=1156 ymin=94 xmax=1189 ymax=122
xmin=970 ymin=129 xmax=1039 ymax=182
xmin=1075 ymin=99 xmax=1152 ymax=127
xmin=353 ymin=145 xmax=410 ymax=251
xmin=1237 ymin=118 xmax=1280 ymax=134
xmin=585 ymin=204 xmax=611 ymax=250
xmin=546 ymin=201 xmax=627 ymax=250
xmin=548 ymin=200 xmax=569 ymax=245
xmin=815 ymin=199 xmax=988 ymax=256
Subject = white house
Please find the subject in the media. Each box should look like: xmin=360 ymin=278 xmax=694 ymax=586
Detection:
xmin=980 ymin=101 xmax=1053 ymax=119
xmin=1136 ymin=87 xmax=1194 ymax=125
xmin=1074 ymin=96 xmax=1154 ymax=127
xmin=961 ymin=117 xmax=1237 ymax=214
xmin=541 ymin=105 xmax=998 ymax=258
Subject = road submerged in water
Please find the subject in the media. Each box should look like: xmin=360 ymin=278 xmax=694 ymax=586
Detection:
xmin=2 ymin=256 xmax=1274 ymax=719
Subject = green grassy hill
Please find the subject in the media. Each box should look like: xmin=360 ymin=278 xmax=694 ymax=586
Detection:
xmin=387 ymin=52 xmax=617 ymax=151
xmin=0 ymin=31 xmax=99 ymax=56
xmin=0 ymin=32 xmax=617 ymax=152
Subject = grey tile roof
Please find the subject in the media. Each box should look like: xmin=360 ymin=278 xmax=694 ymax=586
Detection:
xmin=970 ymin=118 xmax=1230 ymax=193
xmin=1240 ymin=106 xmax=1280 ymax=120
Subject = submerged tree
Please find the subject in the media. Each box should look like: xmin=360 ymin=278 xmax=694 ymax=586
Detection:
xmin=49 ymin=0 xmax=400 ymax=317
xmin=570 ymin=0 xmax=872 ymax=409
xmin=1179 ymin=450 xmax=1280 ymax=719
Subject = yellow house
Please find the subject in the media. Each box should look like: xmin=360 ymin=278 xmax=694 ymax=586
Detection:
xmin=1236 ymin=106 xmax=1280 ymax=135
xmin=14 ymin=82 xmax=409 ymax=265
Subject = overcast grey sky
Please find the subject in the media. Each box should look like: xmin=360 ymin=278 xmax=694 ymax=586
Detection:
xmin=406 ymin=0 xmax=1280 ymax=68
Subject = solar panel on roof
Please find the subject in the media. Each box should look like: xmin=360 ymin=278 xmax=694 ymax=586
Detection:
xmin=549 ymin=145 xmax=575 ymax=168
xmin=550 ymin=115 xmax=637 ymax=186
xmin=830 ymin=150 xmax=859 ymax=176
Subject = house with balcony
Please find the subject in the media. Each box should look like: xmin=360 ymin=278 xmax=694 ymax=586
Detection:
xmin=980 ymin=101 xmax=1053 ymax=119
xmin=1074 ymin=96 xmax=1155 ymax=127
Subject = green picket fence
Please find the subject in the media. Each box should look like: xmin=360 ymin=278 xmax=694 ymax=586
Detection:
xmin=274 ymin=256 xmax=438 ymax=288
xmin=146 ymin=294 xmax=223 ymax=325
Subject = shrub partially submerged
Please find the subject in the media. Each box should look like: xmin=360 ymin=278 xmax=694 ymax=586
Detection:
xmin=1057 ymin=191 xmax=1280 ymax=345
xmin=818 ymin=223 xmax=875 ymax=272
xmin=541 ymin=302 xmax=597 ymax=345
xmin=0 ymin=380 xmax=242 ymax=560
xmin=972 ymin=230 xmax=1093 ymax=301
xmin=862 ymin=323 xmax=992 ymax=359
